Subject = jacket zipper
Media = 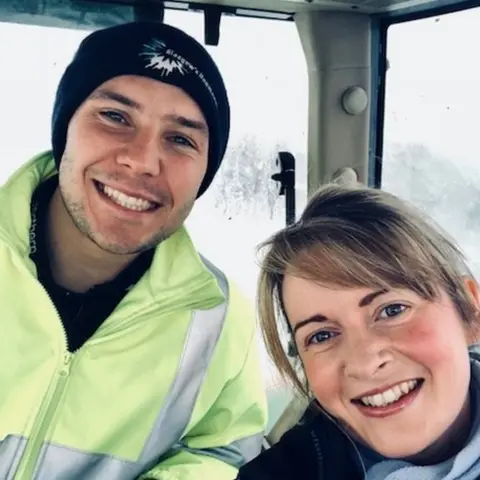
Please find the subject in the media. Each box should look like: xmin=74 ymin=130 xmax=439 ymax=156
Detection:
xmin=322 ymin=408 xmax=367 ymax=478
xmin=11 ymin=269 xmax=208 ymax=479
xmin=14 ymin=283 xmax=75 ymax=480
xmin=15 ymin=352 xmax=73 ymax=480
xmin=6 ymin=226 xmax=215 ymax=478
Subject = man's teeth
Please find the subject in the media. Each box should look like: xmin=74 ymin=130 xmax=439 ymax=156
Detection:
xmin=101 ymin=184 xmax=155 ymax=211
xmin=360 ymin=380 xmax=419 ymax=407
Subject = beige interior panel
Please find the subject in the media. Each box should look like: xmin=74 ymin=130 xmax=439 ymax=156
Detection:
xmin=295 ymin=11 xmax=371 ymax=194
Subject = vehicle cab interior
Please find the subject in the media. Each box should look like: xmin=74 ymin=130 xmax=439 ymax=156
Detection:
xmin=2 ymin=0 xmax=479 ymax=450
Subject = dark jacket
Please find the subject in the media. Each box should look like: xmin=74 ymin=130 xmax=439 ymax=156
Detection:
xmin=237 ymin=404 xmax=364 ymax=480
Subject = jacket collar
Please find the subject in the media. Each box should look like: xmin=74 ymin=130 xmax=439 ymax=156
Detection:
xmin=0 ymin=151 xmax=224 ymax=305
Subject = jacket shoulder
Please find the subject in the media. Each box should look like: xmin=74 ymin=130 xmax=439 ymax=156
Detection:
xmin=199 ymin=253 xmax=256 ymax=339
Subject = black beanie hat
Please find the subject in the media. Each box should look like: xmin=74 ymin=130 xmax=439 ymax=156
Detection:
xmin=51 ymin=22 xmax=230 ymax=197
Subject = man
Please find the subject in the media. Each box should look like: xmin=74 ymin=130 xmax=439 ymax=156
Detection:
xmin=0 ymin=21 xmax=267 ymax=480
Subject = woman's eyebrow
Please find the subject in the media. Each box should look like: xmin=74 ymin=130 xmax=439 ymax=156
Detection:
xmin=292 ymin=290 xmax=388 ymax=336
xmin=293 ymin=314 xmax=327 ymax=336
xmin=358 ymin=289 xmax=388 ymax=307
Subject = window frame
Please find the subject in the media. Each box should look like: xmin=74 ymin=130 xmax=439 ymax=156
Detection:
xmin=370 ymin=0 xmax=480 ymax=188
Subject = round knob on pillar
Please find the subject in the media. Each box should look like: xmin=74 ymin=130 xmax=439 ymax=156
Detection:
xmin=341 ymin=86 xmax=368 ymax=115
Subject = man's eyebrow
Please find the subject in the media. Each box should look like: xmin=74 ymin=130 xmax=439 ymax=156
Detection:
xmin=89 ymin=92 xmax=208 ymax=136
xmin=90 ymin=89 xmax=142 ymax=110
xmin=165 ymin=114 xmax=208 ymax=136
xmin=292 ymin=314 xmax=327 ymax=336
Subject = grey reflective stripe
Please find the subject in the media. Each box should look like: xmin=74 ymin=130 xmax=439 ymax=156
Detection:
xmin=169 ymin=258 xmax=263 ymax=469
xmin=174 ymin=432 xmax=264 ymax=469
xmin=21 ymin=256 xmax=230 ymax=479
xmin=137 ymin=255 xmax=229 ymax=465
xmin=199 ymin=254 xmax=229 ymax=297
xmin=35 ymin=443 xmax=141 ymax=480
xmin=0 ymin=435 xmax=27 ymax=480
xmin=231 ymin=434 xmax=264 ymax=463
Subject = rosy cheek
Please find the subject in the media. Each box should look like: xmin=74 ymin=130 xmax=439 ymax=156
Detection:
xmin=397 ymin=316 xmax=461 ymax=367
xmin=303 ymin=357 xmax=339 ymax=405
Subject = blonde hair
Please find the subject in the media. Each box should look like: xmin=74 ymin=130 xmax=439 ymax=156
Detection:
xmin=258 ymin=184 xmax=477 ymax=397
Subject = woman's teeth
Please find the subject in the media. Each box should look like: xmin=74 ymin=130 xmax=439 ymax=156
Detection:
xmin=359 ymin=380 xmax=419 ymax=407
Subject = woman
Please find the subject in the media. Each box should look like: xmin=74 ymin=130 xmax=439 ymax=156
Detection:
xmin=237 ymin=184 xmax=480 ymax=480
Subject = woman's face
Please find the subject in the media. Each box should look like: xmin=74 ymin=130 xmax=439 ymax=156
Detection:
xmin=283 ymin=275 xmax=479 ymax=461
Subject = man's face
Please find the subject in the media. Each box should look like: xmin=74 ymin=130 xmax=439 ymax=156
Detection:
xmin=58 ymin=75 xmax=209 ymax=254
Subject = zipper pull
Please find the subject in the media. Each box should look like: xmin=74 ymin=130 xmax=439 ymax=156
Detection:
xmin=60 ymin=352 xmax=73 ymax=377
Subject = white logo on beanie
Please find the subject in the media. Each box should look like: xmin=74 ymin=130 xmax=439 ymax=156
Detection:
xmin=140 ymin=39 xmax=187 ymax=75
xmin=140 ymin=38 xmax=218 ymax=106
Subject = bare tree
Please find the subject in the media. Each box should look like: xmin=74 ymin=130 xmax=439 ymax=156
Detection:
xmin=211 ymin=134 xmax=285 ymax=218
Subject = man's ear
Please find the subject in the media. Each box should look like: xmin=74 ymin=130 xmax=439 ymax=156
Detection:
xmin=463 ymin=277 xmax=480 ymax=344
xmin=464 ymin=277 xmax=480 ymax=305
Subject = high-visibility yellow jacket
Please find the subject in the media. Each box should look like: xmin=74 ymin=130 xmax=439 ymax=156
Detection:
xmin=0 ymin=152 xmax=267 ymax=480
